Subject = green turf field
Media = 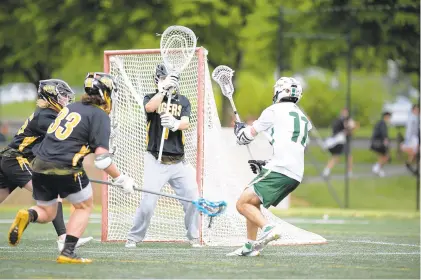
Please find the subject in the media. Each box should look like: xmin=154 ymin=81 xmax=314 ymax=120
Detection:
xmin=0 ymin=209 xmax=419 ymax=279
xmin=294 ymin=176 xmax=418 ymax=209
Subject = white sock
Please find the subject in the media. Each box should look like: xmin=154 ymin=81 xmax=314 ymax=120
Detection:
xmin=373 ymin=163 xmax=380 ymax=173
xmin=247 ymin=239 xmax=255 ymax=244
xmin=323 ymin=168 xmax=330 ymax=176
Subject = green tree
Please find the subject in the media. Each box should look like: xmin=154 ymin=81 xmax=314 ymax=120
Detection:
xmin=171 ymin=0 xmax=256 ymax=125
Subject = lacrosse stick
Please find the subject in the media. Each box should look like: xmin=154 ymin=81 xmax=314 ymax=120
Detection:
xmin=212 ymin=65 xmax=254 ymax=159
xmin=90 ymin=179 xmax=226 ymax=217
xmin=157 ymin=25 xmax=197 ymax=162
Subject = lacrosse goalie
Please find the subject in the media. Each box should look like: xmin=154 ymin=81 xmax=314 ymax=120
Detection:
xmin=228 ymin=77 xmax=311 ymax=256
xmin=125 ymin=63 xmax=200 ymax=247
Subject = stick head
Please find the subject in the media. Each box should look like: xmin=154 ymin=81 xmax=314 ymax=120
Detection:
xmin=160 ymin=25 xmax=197 ymax=74
xmin=212 ymin=65 xmax=235 ymax=98
xmin=192 ymin=198 xmax=227 ymax=217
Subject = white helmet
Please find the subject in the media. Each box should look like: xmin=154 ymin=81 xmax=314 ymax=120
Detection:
xmin=273 ymin=77 xmax=303 ymax=104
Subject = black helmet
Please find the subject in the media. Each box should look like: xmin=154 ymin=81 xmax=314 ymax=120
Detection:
xmin=38 ymin=79 xmax=75 ymax=111
xmin=153 ymin=63 xmax=168 ymax=86
xmin=87 ymin=72 xmax=117 ymax=113
xmin=84 ymin=72 xmax=95 ymax=95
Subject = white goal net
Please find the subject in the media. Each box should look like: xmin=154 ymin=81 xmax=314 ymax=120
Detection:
xmin=102 ymin=48 xmax=327 ymax=246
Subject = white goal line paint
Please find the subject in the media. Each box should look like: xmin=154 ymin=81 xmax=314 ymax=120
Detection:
xmin=329 ymin=240 xmax=421 ymax=247
xmin=0 ymin=249 xmax=418 ymax=257
xmin=282 ymin=218 xmax=370 ymax=225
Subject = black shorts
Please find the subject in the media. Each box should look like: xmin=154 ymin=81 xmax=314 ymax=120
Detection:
xmin=32 ymin=171 xmax=92 ymax=205
xmin=0 ymin=155 xmax=32 ymax=192
xmin=371 ymin=144 xmax=388 ymax=156
xmin=328 ymin=144 xmax=344 ymax=155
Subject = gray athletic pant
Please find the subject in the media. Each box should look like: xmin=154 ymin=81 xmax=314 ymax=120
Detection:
xmin=127 ymin=152 xmax=199 ymax=242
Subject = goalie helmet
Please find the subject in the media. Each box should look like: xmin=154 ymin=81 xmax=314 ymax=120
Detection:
xmin=38 ymin=79 xmax=75 ymax=111
xmin=273 ymin=77 xmax=303 ymax=104
xmin=153 ymin=63 xmax=168 ymax=86
xmin=88 ymin=72 xmax=117 ymax=114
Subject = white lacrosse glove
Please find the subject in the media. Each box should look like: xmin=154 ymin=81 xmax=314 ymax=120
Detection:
xmin=158 ymin=74 xmax=179 ymax=96
xmin=113 ymin=173 xmax=135 ymax=194
xmin=160 ymin=113 xmax=181 ymax=132
xmin=234 ymin=122 xmax=254 ymax=145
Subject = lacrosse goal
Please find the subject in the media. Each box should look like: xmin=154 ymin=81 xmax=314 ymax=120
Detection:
xmin=101 ymin=47 xmax=327 ymax=246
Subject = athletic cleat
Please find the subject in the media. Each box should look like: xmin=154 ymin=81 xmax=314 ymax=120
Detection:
xmin=57 ymin=236 xmax=94 ymax=252
xmin=226 ymin=242 xmax=260 ymax=257
xmin=253 ymin=225 xmax=282 ymax=251
xmin=125 ymin=239 xmax=137 ymax=248
xmin=189 ymin=238 xmax=203 ymax=248
xmin=57 ymin=253 xmax=92 ymax=264
xmin=8 ymin=209 xmax=30 ymax=246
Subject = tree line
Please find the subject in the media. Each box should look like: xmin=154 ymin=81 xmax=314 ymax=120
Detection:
xmin=0 ymin=0 xmax=419 ymax=126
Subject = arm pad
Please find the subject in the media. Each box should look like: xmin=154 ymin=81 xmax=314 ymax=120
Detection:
xmin=94 ymin=153 xmax=113 ymax=170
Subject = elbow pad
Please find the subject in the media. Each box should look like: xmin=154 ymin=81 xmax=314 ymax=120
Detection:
xmin=94 ymin=153 xmax=113 ymax=170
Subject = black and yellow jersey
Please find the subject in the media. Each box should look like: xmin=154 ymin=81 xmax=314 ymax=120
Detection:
xmin=143 ymin=93 xmax=191 ymax=157
xmin=8 ymin=107 xmax=57 ymax=159
xmin=34 ymin=102 xmax=110 ymax=169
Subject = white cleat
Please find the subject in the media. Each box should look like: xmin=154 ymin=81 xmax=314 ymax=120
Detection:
xmin=226 ymin=243 xmax=260 ymax=257
xmin=254 ymin=225 xmax=282 ymax=251
xmin=57 ymin=236 xmax=93 ymax=252
xmin=189 ymin=238 xmax=203 ymax=248
xmin=372 ymin=165 xmax=385 ymax=177
xmin=125 ymin=239 xmax=137 ymax=248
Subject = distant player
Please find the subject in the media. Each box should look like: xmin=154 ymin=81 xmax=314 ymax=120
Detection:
xmin=401 ymin=104 xmax=420 ymax=175
xmin=227 ymin=77 xmax=311 ymax=257
xmin=0 ymin=79 xmax=92 ymax=251
xmin=322 ymin=108 xmax=357 ymax=178
xmin=8 ymin=73 xmax=135 ymax=263
xmin=370 ymin=111 xmax=392 ymax=177
xmin=126 ymin=63 xmax=199 ymax=247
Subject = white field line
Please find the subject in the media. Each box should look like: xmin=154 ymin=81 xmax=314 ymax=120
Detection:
xmin=0 ymin=219 xmax=101 ymax=224
xmin=0 ymin=218 xmax=370 ymax=225
xmin=282 ymin=218 xmax=370 ymax=225
xmin=329 ymin=240 xmax=421 ymax=247
xmin=0 ymin=249 xmax=418 ymax=257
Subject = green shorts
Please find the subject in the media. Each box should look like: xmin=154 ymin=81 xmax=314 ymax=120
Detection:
xmin=249 ymin=168 xmax=300 ymax=208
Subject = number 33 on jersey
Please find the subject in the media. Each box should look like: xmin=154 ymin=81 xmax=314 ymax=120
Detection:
xmin=47 ymin=107 xmax=82 ymax=140
xmin=253 ymin=102 xmax=312 ymax=182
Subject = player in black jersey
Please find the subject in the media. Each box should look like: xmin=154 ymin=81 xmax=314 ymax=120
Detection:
xmin=126 ymin=64 xmax=199 ymax=248
xmin=0 ymin=79 xmax=93 ymax=250
xmin=8 ymin=73 xmax=135 ymax=264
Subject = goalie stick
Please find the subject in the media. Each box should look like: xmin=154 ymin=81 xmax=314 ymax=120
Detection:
xmin=90 ymin=179 xmax=227 ymax=217
xmin=157 ymin=25 xmax=197 ymax=162
xmin=211 ymin=65 xmax=254 ymax=159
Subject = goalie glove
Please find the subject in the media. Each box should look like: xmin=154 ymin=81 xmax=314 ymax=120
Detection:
xmin=248 ymin=160 xmax=267 ymax=174
xmin=158 ymin=74 xmax=179 ymax=96
xmin=113 ymin=173 xmax=135 ymax=194
xmin=234 ymin=121 xmax=254 ymax=145
xmin=160 ymin=113 xmax=181 ymax=132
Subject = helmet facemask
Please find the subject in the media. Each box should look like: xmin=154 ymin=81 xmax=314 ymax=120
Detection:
xmin=38 ymin=79 xmax=75 ymax=111
xmin=154 ymin=63 xmax=169 ymax=87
